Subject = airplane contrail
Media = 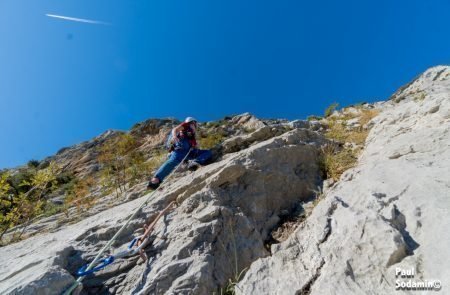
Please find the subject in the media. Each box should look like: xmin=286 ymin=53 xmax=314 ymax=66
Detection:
xmin=45 ymin=14 xmax=111 ymax=25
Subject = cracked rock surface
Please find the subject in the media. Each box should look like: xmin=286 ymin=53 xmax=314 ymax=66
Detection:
xmin=0 ymin=66 xmax=449 ymax=295
xmin=0 ymin=129 xmax=325 ymax=294
xmin=237 ymin=66 xmax=450 ymax=294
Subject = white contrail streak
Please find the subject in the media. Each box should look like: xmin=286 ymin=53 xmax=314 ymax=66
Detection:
xmin=45 ymin=14 xmax=110 ymax=25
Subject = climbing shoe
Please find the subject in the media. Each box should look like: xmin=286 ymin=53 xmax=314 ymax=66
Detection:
xmin=187 ymin=160 xmax=200 ymax=171
xmin=147 ymin=178 xmax=161 ymax=190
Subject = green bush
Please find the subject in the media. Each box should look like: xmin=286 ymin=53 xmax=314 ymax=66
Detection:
xmin=0 ymin=162 xmax=61 ymax=242
xmin=9 ymin=169 xmax=35 ymax=194
xmin=27 ymin=160 xmax=40 ymax=168
xmin=324 ymin=102 xmax=339 ymax=117
xmin=199 ymin=133 xmax=224 ymax=149
xmin=42 ymin=202 xmax=64 ymax=217
xmin=56 ymin=172 xmax=74 ymax=185
xmin=319 ymin=145 xmax=357 ymax=181
xmin=65 ymin=176 xmax=96 ymax=213
xmin=38 ymin=160 xmax=50 ymax=170
xmin=307 ymin=115 xmax=323 ymax=121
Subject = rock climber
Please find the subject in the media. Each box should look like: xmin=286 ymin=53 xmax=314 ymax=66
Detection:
xmin=147 ymin=117 xmax=212 ymax=189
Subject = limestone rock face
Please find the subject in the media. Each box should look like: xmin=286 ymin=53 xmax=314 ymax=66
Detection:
xmin=1 ymin=66 xmax=449 ymax=295
xmin=221 ymin=125 xmax=287 ymax=154
xmin=48 ymin=130 xmax=123 ymax=178
xmin=40 ymin=118 xmax=180 ymax=179
xmin=237 ymin=66 xmax=450 ymax=294
xmin=230 ymin=112 xmax=267 ymax=130
xmin=0 ymin=128 xmax=324 ymax=295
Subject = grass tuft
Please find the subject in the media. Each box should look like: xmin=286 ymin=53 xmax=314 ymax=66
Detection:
xmin=199 ymin=133 xmax=224 ymax=149
xmin=319 ymin=144 xmax=358 ymax=181
xmin=321 ymin=108 xmax=379 ymax=181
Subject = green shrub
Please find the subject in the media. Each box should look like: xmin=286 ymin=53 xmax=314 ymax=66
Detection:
xmin=56 ymin=172 xmax=74 ymax=185
xmin=413 ymin=91 xmax=426 ymax=101
xmin=27 ymin=160 xmax=40 ymax=168
xmin=38 ymin=160 xmax=50 ymax=170
xmin=98 ymin=134 xmax=168 ymax=197
xmin=319 ymin=145 xmax=357 ymax=181
xmin=65 ymin=176 xmax=96 ymax=213
xmin=324 ymin=102 xmax=339 ymax=117
xmin=9 ymin=169 xmax=35 ymax=194
xmin=42 ymin=202 xmax=64 ymax=217
xmin=1 ymin=162 xmax=61 ymax=242
xmin=307 ymin=115 xmax=323 ymax=121
xmin=199 ymin=133 xmax=224 ymax=149
xmin=320 ymin=108 xmax=380 ymax=181
xmin=98 ymin=133 xmax=138 ymax=197
xmin=353 ymin=101 xmax=368 ymax=108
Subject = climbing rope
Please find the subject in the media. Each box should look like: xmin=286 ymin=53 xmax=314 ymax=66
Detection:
xmin=75 ymin=200 xmax=175 ymax=276
xmin=63 ymin=148 xmax=192 ymax=295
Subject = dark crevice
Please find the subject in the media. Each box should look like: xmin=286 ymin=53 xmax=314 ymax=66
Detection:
xmin=334 ymin=196 xmax=349 ymax=208
xmin=131 ymin=256 xmax=156 ymax=294
xmin=318 ymin=217 xmax=332 ymax=245
xmin=375 ymin=186 xmax=409 ymax=213
xmin=345 ymin=260 xmax=355 ymax=282
xmin=383 ymin=205 xmax=420 ymax=267
xmin=389 ymin=205 xmax=420 ymax=252
xmin=267 ymin=203 xmax=306 ymax=247
xmin=379 ymin=272 xmax=391 ymax=286
xmin=360 ymin=218 xmax=367 ymax=239
xmin=296 ymin=259 xmax=326 ymax=295
xmin=433 ymin=68 xmax=446 ymax=81
xmin=317 ymin=200 xmax=340 ymax=245
xmin=326 ymin=201 xmax=338 ymax=216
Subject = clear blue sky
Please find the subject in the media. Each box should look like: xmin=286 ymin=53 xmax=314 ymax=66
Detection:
xmin=1 ymin=0 xmax=450 ymax=169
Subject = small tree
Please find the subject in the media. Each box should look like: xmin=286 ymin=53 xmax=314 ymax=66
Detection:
xmin=0 ymin=172 xmax=17 ymax=240
xmin=14 ymin=162 xmax=60 ymax=238
xmin=99 ymin=134 xmax=141 ymax=197
xmin=98 ymin=133 xmax=166 ymax=198
xmin=27 ymin=159 xmax=40 ymax=168
xmin=64 ymin=177 xmax=96 ymax=215
xmin=127 ymin=150 xmax=148 ymax=186
xmin=0 ymin=162 xmax=61 ymax=242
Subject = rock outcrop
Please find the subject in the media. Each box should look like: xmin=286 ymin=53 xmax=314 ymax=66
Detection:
xmin=237 ymin=66 xmax=450 ymax=294
xmin=230 ymin=112 xmax=267 ymax=131
xmin=0 ymin=128 xmax=325 ymax=294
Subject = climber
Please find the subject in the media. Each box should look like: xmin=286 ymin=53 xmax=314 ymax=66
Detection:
xmin=147 ymin=117 xmax=212 ymax=189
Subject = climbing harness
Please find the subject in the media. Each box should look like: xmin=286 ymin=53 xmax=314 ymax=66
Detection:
xmin=167 ymin=122 xmax=197 ymax=152
xmin=62 ymin=149 xmax=192 ymax=295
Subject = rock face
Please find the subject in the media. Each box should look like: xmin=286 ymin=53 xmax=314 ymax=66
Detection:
xmin=237 ymin=66 xmax=450 ymax=294
xmin=0 ymin=66 xmax=449 ymax=295
xmin=230 ymin=112 xmax=267 ymax=130
xmin=49 ymin=130 xmax=123 ymax=178
xmin=39 ymin=119 xmax=180 ymax=179
xmin=0 ymin=128 xmax=325 ymax=294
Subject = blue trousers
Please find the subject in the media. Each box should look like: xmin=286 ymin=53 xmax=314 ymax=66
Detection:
xmin=155 ymin=147 xmax=212 ymax=182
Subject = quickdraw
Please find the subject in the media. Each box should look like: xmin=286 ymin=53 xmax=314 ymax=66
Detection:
xmin=77 ymin=256 xmax=114 ymax=276
xmin=63 ymin=148 xmax=192 ymax=295
xmin=75 ymin=201 xmax=176 ymax=276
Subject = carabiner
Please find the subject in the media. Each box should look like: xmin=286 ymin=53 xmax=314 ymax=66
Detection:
xmin=77 ymin=256 xmax=115 ymax=276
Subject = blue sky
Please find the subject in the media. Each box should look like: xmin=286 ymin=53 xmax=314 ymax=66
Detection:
xmin=1 ymin=0 xmax=450 ymax=168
